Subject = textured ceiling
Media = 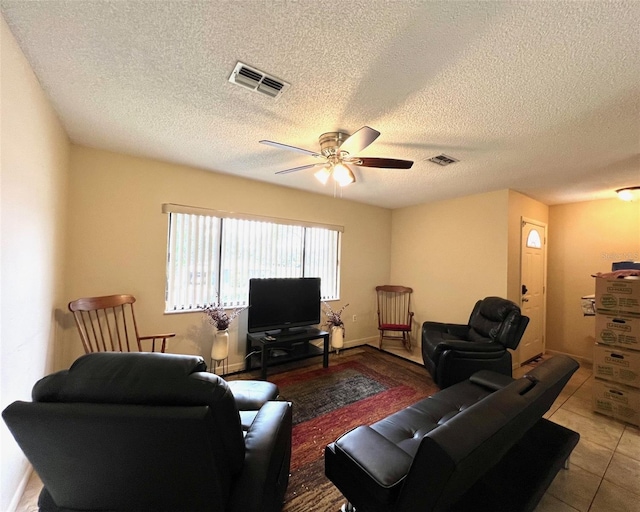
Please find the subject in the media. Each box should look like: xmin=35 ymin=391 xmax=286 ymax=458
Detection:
xmin=2 ymin=0 xmax=639 ymax=209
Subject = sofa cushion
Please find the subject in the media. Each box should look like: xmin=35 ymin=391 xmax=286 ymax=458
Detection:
xmin=333 ymin=426 xmax=413 ymax=505
xmin=469 ymin=297 xmax=518 ymax=338
xmin=227 ymin=380 xmax=279 ymax=410
xmin=468 ymin=297 xmax=526 ymax=349
xmin=33 ymin=352 xmax=208 ymax=404
xmin=369 ymin=377 xmax=496 ymax=457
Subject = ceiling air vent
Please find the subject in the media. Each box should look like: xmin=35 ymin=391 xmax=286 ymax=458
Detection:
xmin=228 ymin=62 xmax=289 ymax=99
xmin=428 ymin=154 xmax=459 ymax=166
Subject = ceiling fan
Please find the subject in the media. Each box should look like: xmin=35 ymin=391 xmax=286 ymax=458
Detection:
xmin=259 ymin=126 xmax=413 ymax=187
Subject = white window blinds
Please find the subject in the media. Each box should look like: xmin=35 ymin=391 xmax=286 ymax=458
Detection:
xmin=166 ymin=212 xmax=221 ymax=311
xmin=305 ymin=227 xmax=340 ymax=299
xmin=163 ymin=204 xmax=341 ymax=311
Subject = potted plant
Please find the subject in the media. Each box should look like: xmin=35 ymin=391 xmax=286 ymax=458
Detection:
xmin=322 ymin=301 xmax=349 ymax=353
xmin=203 ymin=301 xmax=246 ymax=372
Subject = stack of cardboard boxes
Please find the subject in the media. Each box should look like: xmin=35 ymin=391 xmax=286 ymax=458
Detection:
xmin=592 ymin=276 xmax=640 ymax=426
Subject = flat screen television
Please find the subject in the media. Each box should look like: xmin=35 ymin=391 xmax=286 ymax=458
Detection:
xmin=248 ymin=277 xmax=321 ymax=334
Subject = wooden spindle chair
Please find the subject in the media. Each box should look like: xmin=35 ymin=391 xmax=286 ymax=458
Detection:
xmin=376 ymin=285 xmax=414 ymax=351
xmin=68 ymin=294 xmax=175 ymax=353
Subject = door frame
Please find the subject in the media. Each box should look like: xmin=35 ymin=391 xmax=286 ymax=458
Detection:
xmin=518 ymin=216 xmax=548 ymax=366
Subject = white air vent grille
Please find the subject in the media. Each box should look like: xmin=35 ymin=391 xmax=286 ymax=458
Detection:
xmin=428 ymin=154 xmax=459 ymax=166
xmin=229 ymin=62 xmax=289 ymax=99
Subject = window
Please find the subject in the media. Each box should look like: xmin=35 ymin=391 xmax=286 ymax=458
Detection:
xmin=163 ymin=204 xmax=341 ymax=312
xmin=526 ymin=229 xmax=542 ymax=249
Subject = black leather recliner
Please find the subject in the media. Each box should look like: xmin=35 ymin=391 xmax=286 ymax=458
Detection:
xmin=422 ymin=296 xmax=529 ymax=388
xmin=2 ymin=352 xmax=292 ymax=512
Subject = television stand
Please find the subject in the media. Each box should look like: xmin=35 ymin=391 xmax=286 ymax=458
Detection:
xmin=246 ymin=328 xmax=330 ymax=380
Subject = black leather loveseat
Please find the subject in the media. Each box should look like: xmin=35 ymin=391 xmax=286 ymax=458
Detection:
xmin=325 ymin=355 xmax=580 ymax=512
xmin=3 ymin=352 xmax=292 ymax=512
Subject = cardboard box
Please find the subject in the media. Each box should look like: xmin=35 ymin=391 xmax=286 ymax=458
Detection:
xmin=593 ymin=378 xmax=640 ymax=426
xmin=593 ymin=344 xmax=640 ymax=388
xmin=595 ymin=277 xmax=640 ymax=316
xmin=595 ymin=313 xmax=640 ymax=350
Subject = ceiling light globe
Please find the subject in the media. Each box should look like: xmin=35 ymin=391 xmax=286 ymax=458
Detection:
xmin=617 ymin=188 xmax=640 ymax=201
xmin=333 ymin=163 xmax=355 ymax=187
xmin=314 ymin=167 xmax=331 ymax=185
xmin=618 ymin=189 xmax=634 ymax=201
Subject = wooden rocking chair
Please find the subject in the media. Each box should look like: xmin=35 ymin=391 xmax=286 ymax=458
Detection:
xmin=376 ymin=285 xmax=414 ymax=351
xmin=68 ymin=294 xmax=175 ymax=353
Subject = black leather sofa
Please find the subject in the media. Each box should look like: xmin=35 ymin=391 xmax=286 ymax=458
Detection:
xmin=325 ymin=355 xmax=580 ymax=512
xmin=422 ymin=296 xmax=529 ymax=388
xmin=3 ymin=352 xmax=292 ymax=512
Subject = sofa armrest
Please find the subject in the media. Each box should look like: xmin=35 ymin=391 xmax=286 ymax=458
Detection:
xmin=335 ymin=426 xmax=413 ymax=488
xmin=445 ymin=324 xmax=472 ymax=338
xmin=469 ymin=370 xmax=515 ymax=391
xmin=423 ymin=321 xmax=470 ymax=339
xmin=228 ymin=401 xmax=292 ymax=512
xmin=227 ymin=380 xmax=279 ymax=410
xmin=436 ymin=340 xmax=505 ymax=353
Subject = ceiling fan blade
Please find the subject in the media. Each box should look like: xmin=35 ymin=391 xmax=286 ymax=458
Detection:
xmin=339 ymin=126 xmax=381 ymax=154
xmin=260 ymin=140 xmax=321 ymax=157
xmin=351 ymin=157 xmax=414 ymax=169
xmin=275 ymin=163 xmax=326 ymax=175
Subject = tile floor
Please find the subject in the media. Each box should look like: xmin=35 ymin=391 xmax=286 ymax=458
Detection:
xmin=16 ymin=347 xmax=640 ymax=512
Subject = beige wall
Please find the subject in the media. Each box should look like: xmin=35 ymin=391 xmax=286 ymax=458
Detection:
xmin=547 ymin=198 xmax=640 ymax=361
xmin=390 ymin=189 xmax=548 ymax=358
xmin=63 ymin=146 xmax=391 ymax=369
xmin=390 ymin=190 xmax=510 ymax=341
xmin=1 ymin=17 xmax=70 ymax=511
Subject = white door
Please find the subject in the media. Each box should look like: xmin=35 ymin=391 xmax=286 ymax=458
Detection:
xmin=519 ymin=219 xmax=547 ymax=364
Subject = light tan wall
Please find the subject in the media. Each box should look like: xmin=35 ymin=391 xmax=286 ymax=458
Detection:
xmin=547 ymin=198 xmax=640 ymax=361
xmin=1 ymin=17 xmax=70 ymax=511
xmin=390 ymin=190 xmax=510 ymax=342
xmin=64 ymin=146 xmax=391 ymax=369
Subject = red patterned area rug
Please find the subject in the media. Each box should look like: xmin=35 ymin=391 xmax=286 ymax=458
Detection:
xmin=261 ymin=346 xmax=439 ymax=512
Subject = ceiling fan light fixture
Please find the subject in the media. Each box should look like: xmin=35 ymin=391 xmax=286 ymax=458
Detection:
xmin=314 ymin=166 xmax=331 ymax=185
xmin=333 ymin=163 xmax=355 ymax=187
xmin=262 ymin=126 xmax=411 ymax=187
xmin=616 ymin=186 xmax=640 ymax=201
